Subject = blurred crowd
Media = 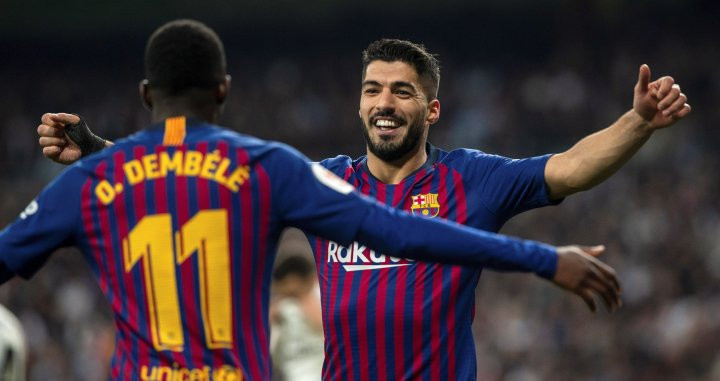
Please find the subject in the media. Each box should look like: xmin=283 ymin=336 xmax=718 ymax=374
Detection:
xmin=1 ymin=4 xmax=719 ymax=380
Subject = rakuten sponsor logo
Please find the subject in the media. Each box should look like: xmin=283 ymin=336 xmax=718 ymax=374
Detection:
xmin=327 ymin=241 xmax=414 ymax=271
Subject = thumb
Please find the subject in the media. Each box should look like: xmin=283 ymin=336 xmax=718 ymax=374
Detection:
xmin=636 ymin=64 xmax=651 ymax=92
xmin=50 ymin=113 xmax=81 ymax=126
xmin=583 ymin=245 xmax=606 ymax=257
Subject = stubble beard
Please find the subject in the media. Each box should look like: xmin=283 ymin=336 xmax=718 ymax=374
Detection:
xmin=361 ymin=118 xmax=425 ymax=163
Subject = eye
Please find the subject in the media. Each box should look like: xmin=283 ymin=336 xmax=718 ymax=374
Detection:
xmin=363 ymin=88 xmax=380 ymax=94
xmin=394 ymin=90 xmax=412 ymax=98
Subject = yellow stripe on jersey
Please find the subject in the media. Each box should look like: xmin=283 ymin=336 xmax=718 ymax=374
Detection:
xmin=162 ymin=116 xmax=187 ymax=146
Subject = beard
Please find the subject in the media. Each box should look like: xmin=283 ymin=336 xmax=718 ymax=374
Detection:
xmin=361 ymin=116 xmax=425 ymax=162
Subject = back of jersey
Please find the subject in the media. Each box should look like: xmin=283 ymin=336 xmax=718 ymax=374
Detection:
xmin=75 ymin=116 xmax=280 ymax=380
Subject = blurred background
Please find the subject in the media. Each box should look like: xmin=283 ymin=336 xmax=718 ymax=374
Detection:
xmin=1 ymin=0 xmax=719 ymax=380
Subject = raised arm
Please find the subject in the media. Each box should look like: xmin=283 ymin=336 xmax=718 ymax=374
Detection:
xmin=273 ymin=149 xmax=621 ymax=312
xmin=545 ymin=64 xmax=691 ymax=199
xmin=37 ymin=113 xmax=112 ymax=164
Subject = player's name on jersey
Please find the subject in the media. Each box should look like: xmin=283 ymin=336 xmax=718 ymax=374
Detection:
xmin=327 ymin=241 xmax=414 ymax=271
xmin=140 ymin=364 xmax=244 ymax=381
xmin=95 ymin=150 xmax=250 ymax=205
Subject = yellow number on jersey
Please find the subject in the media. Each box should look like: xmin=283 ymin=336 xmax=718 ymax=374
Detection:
xmin=123 ymin=209 xmax=232 ymax=351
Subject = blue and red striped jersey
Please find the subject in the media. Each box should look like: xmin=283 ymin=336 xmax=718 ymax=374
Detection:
xmin=0 ymin=116 xmax=374 ymax=380
xmin=311 ymin=143 xmax=559 ymax=381
xmin=0 ymin=118 xmax=558 ymax=381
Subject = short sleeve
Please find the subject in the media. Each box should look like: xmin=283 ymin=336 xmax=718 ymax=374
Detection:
xmin=465 ymin=152 xmax=560 ymax=222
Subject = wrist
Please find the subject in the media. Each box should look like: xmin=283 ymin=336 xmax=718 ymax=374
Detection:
xmin=626 ymin=109 xmax=655 ymax=136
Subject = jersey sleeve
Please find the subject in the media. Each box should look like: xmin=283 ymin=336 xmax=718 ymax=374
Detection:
xmin=266 ymin=145 xmax=371 ymax=246
xmin=0 ymin=167 xmax=85 ymax=283
xmin=266 ymin=145 xmax=558 ymax=279
xmin=465 ymin=152 xmax=561 ymax=222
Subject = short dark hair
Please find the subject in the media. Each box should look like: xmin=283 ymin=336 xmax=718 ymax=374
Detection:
xmin=362 ymin=39 xmax=441 ymax=100
xmin=144 ymin=19 xmax=226 ymax=95
xmin=272 ymin=255 xmax=313 ymax=281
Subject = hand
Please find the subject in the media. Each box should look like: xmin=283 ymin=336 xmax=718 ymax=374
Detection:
xmin=37 ymin=113 xmax=83 ymax=165
xmin=552 ymin=245 xmax=622 ymax=312
xmin=633 ymin=64 xmax=691 ymax=129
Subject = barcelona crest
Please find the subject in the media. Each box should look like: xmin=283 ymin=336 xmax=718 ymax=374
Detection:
xmin=410 ymin=193 xmax=440 ymax=218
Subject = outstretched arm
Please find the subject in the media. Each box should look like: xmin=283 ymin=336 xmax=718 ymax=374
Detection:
xmin=352 ymin=199 xmax=620 ymax=312
xmin=274 ymin=148 xmax=622 ymax=313
xmin=545 ymin=64 xmax=691 ymax=199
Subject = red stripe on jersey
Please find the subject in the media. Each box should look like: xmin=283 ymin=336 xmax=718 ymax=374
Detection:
xmin=81 ymin=179 xmax=107 ymax=294
xmin=410 ymin=175 xmax=433 ymax=377
xmin=254 ymin=164 xmax=272 ymax=380
xmin=236 ymin=147 xmax=262 ymax=380
xmin=93 ymin=160 xmax=132 ymax=371
xmin=431 ymin=164 xmax=451 ymax=381
xmin=447 ymin=266 xmax=461 ymax=380
xmin=216 ymin=142 xmax=238 ymax=367
xmin=111 ymin=151 xmax=135 ymax=378
xmin=131 ymin=145 xmax=151 ymax=372
xmin=392 ymin=265 xmax=408 ymax=380
xmin=448 ymin=166 xmax=468 ymax=379
xmin=93 ymin=161 xmax=124 ymax=317
xmin=372 ymin=181 xmax=389 ymax=381
xmin=339 ymin=271 xmax=356 ymax=381
xmin=326 ymin=230 xmax=342 ymax=380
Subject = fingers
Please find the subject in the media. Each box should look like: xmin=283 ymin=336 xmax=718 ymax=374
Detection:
xmin=673 ymin=103 xmax=692 ymax=119
xmin=661 ymin=92 xmax=689 ymax=118
xmin=587 ymin=254 xmax=620 ymax=291
xmin=657 ymin=84 xmax=681 ymax=112
xmin=51 ymin=113 xmax=81 ymax=125
xmin=39 ymin=136 xmax=67 ymax=148
xmin=636 ymin=64 xmax=651 ymax=92
xmin=655 ymin=76 xmax=675 ymax=99
xmin=581 ymin=245 xmax=605 ymax=257
xmin=577 ymin=288 xmax=597 ymax=313
xmin=555 ymin=245 xmax=622 ymax=312
xmin=40 ymin=113 xmax=79 ymax=128
xmin=37 ymin=122 xmax=65 ymax=138
xmin=42 ymin=146 xmax=62 ymax=159
xmin=585 ymin=270 xmax=622 ymax=312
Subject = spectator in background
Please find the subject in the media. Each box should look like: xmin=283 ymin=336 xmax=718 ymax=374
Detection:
xmin=0 ymin=303 xmax=27 ymax=381
xmin=270 ymin=254 xmax=323 ymax=381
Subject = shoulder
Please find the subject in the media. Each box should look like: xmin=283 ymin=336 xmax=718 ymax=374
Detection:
xmin=317 ymin=155 xmax=356 ymax=176
xmin=437 ymin=147 xmax=506 ymax=169
xmin=185 ymin=125 xmax=310 ymax=163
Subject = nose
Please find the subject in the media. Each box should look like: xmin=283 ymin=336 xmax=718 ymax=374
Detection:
xmin=374 ymin=88 xmax=396 ymax=112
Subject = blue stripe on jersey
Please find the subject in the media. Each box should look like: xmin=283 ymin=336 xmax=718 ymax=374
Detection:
xmin=229 ymin=149 xmax=250 ymax=371
xmin=248 ymin=165 xmax=264 ymax=368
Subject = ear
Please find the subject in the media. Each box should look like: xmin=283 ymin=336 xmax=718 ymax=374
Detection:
xmin=426 ymin=99 xmax=440 ymax=125
xmin=217 ymin=75 xmax=231 ymax=104
xmin=139 ymin=79 xmax=152 ymax=110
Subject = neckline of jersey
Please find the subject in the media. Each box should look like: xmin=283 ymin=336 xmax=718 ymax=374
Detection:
xmin=358 ymin=142 xmax=440 ymax=185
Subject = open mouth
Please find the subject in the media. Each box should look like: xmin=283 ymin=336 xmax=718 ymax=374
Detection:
xmin=372 ymin=117 xmax=404 ymax=131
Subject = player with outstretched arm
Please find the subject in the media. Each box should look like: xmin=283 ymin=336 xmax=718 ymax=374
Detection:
xmin=1 ymin=20 xmax=620 ymax=381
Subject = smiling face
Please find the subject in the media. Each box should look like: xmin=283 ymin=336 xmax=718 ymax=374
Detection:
xmin=359 ymin=60 xmax=440 ymax=162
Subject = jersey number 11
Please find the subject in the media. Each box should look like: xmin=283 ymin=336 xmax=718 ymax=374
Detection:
xmin=123 ymin=209 xmax=233 ymax=351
